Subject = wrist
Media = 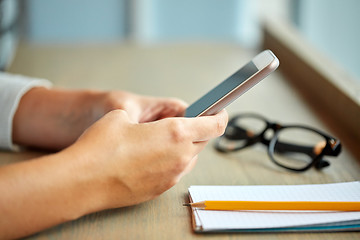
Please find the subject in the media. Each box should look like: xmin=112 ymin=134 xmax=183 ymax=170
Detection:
xmin=68 ymin=128 xmax=136 ymax=211
xmin=56 ymin=144 xmax=112 ymax=215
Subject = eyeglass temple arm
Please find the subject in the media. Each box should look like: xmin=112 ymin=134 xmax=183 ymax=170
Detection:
xmin=272 ymin=140 xmax=341 ymax=157
xmin=271 ymin=141 xmax=315 ymax=157
xmin=314 ymin=139 xmax=341 ymax=156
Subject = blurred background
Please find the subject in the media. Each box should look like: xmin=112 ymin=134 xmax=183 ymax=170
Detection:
xmin=1 ymin=0 xmax=359 ymax=83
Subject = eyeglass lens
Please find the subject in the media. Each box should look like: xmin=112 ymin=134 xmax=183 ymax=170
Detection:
xmin=270 ymin=127 xmax=326 ymax=170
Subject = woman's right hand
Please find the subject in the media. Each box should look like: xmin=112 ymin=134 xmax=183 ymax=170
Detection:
xmin=0 ymin=107 xmax=227 ymax=239
xmin=70 ymin=109 xmax=228 ymax=209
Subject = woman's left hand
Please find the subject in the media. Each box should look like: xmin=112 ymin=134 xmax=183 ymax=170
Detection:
xmin=12 ymin=88 xmax=187 ymax=150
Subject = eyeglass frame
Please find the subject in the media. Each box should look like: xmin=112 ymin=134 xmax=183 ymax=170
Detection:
xmin=214 ymin=113 xmax=342 ymax=172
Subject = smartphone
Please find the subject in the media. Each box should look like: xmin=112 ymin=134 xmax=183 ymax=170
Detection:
xmin=184 ymin=50 xmax=279 ymax=117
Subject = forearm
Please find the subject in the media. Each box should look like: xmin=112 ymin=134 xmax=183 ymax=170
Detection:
xmin=11 ymin=87 xmax=188 ymax=151
xmin=0 ymin=147 xmax=107 ymax=239
xmin=12 ymin=87 xmax=105 ymax=150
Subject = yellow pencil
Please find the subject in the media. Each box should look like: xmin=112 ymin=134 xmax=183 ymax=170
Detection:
xmin=183 ymin=201 xmax=360 ymax=211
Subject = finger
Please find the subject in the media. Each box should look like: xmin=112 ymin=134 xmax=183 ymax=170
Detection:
xmin=126 ymin=108 xmax=142 ymax=124
xmin=184 ymin=155 xmax=198 ymax=174
xmin=184 ymin=110 xmax=228 ymax=142
xmin=177 ymin=155 xmax=199 ymax=180
xmin=192 ymin=140 xmax=209 ymax=155
xmin=140 ymin=98 xmax=188 ymax=122
xmin=158 ymin=98 xmax=188 ymax=118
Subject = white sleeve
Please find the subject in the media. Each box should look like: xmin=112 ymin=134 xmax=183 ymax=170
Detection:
xmin=0 ymin=72 xmax=52 ymax=151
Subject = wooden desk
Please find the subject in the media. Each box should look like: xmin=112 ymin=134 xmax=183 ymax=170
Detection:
xmin=3 ymin=43 xmax=360 ymax=239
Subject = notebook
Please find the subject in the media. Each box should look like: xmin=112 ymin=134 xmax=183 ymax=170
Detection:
xmin=187 ymin=181 xmax=360 ymax=232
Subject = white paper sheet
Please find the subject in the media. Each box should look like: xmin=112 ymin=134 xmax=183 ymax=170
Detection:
xmin=188 ymin=182 xmax=360 ymax=232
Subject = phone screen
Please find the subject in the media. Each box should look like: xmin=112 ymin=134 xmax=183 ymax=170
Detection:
xmin=185 ymin=61 xmax=259 ymax=117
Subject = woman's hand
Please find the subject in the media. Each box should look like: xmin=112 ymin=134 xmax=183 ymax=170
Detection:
xmin=71 ymin=109 xmax=228 ymax=208
xmin=12 ymin=88 xmax=187 ymax=150
xmin=97 ymin=90 xmax=188 ymax=123
xmin=0 ymin=108 xmax=227 ymax=239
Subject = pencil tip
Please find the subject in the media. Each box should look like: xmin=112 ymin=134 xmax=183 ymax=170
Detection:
xmin=183 ymin=203 xmax=191 ymax=207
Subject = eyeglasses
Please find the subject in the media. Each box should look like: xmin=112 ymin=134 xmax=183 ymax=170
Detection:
xmin=214 ymin=113 xmax=342 ymax=172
